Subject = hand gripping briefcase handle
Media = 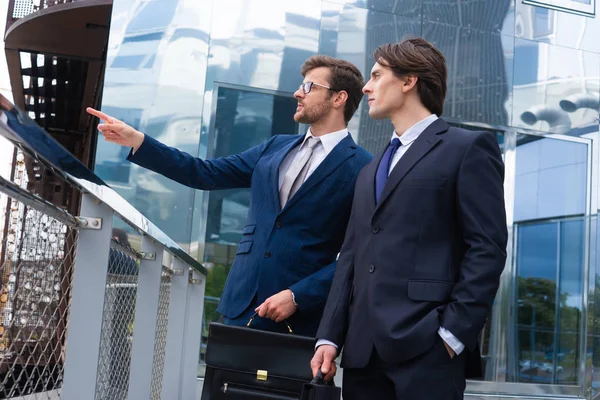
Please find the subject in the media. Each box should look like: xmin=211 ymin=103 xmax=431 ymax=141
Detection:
xmin=300 ymin=370 xmax=341 ymax=400
xmin=310 ymin=370 xmax=333 ymax=386
xmin=247 ymin=312 xmax=294 ymax=334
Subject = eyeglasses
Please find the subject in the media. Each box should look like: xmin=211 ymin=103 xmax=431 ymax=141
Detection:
xmin=299 ymin=81 xmax=333 ymax=95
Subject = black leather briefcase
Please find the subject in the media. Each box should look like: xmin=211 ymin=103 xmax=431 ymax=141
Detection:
xmin=201 ymin=317 xmax=317 ymax=399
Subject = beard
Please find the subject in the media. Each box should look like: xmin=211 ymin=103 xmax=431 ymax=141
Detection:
xmin=294 ymin=101 xmax=332 ymax=124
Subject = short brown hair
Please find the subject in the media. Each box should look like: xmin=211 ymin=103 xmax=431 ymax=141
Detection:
xmin=301 ymin=55 xmax=364 ymax=123
xmin=373 ymin=37 xmax=447 ymax=116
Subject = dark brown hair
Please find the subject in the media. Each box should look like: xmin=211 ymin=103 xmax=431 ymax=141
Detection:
xmin=373 ymin=37 xmax=447 ymax=116
xmin=301 ymin=55 xmax=364 ymax=123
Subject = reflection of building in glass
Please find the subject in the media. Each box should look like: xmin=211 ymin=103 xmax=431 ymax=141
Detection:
xmin=92 ymin=0 xmax=600 ymax=398
xmin=204 ymin=85 xmax=298 ymax=263
xmin=512 ymin=136 xmax=588 ymax=385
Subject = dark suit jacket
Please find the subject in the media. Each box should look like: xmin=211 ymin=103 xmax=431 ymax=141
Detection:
xmin=129 ymin=133 xmax=372 ymax=336
xmin=316 ymin=119 xmax=508 ymax=376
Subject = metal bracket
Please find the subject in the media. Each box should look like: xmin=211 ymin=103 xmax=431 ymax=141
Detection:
xmin=77 ymin=217 xmax=102 ymax=230
xmin=139 ymin=252 xmax=156 ymax=260
xmin=188 ymin=269 xmax=204 ymax=284
xmin=162 ymin=264 xmax=184 ymax=276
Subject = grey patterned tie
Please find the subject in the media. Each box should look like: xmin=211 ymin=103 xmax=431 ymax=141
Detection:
xmin=280 ymin=136 xmax=321 ymax=208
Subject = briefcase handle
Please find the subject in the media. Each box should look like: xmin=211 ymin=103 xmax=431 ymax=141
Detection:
xmin=247 ymin=312 xmax=294 ymax=334
xmin=310 ymin=370 xmax=336 ymax=387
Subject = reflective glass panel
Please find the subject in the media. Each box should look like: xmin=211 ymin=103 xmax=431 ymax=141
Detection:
xmin=199 ymin=85 xmax=299 ymax=376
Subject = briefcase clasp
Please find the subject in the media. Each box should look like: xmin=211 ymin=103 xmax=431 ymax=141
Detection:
xmin=257 ymin=369 xmax=268 ymax=381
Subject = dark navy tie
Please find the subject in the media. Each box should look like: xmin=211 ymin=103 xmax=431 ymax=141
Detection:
xmin=375 ymin=138 xmax=401 ymax=203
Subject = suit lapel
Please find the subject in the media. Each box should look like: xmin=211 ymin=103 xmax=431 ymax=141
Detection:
xmin=374 ymin=118 xmax=449 ymax=214
xmin=280 ymin=134 xmax=357 ymax=213
xmin=271 ymin=134 xmax=305 ymax=213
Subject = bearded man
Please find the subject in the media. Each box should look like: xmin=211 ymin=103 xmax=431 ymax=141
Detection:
xmin=87 ymin=55 xmax=372 ymax=335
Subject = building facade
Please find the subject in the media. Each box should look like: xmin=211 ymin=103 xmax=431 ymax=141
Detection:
xmin=94 ymin=0 xmax=600 ymax=398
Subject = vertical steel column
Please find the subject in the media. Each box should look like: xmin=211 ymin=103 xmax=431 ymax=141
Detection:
xmin=127 ymin=236 xmax=163 ymax=400
xmin=161 ymin=258 xmax=190 ymax=399
xmin=180 ymin=269 xmax=206 ymax=400
xmin=62 ymin=194 xmax=113 ymax=399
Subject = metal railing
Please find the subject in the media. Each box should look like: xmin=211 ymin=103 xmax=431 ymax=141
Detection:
xmin=0 ymin=95 xmax=206 ymax=399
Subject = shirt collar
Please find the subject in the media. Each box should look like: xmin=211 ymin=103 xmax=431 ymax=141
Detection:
xmin=390 ymin=114 xmax=438 ymax=146
xmin=303 ymin=128 xmax=348 ymax=153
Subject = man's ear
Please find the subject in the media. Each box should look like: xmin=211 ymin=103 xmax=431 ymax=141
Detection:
xmin=333 ymin=90 xmax=348 ymax=109
xmin=401 ymin=75 xmax=419 ymax=93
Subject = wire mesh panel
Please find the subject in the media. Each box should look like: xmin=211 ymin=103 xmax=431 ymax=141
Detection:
xmin=150 ymin=271 xmax=171 ymax=400
xmin=94 ymin=241 xmax=139 ymax=400
xmin=0 ymin=199 xmax=78 ymax=398
xmin=0 ymin=147 xmax=78 ymax=399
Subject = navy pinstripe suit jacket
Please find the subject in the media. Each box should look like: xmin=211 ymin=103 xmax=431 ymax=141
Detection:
xmin=129 ymin=133 xmax=372 ymax=336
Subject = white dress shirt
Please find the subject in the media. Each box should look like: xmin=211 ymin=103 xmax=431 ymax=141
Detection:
xmin=278 ymin=128 xmax=348 ymax=190
xmin=316 ymin=114 xmax=465 ymax=357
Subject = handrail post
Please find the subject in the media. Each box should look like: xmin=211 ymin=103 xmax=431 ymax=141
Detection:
xmin=161 ymin=258 xmax=190 ymax=399
xmin=127 ymin=236 xmax=163 ymax=400
xmin=62 ymin=193 xmax=114 ymax=399
xmin=180 ymin=269 xmax=206 ymax=399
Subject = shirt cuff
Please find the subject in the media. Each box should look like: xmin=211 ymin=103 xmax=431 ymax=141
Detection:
xmin=315 ymin=339 xmax=338 ymax=350
xmin=438 ymin=326 xmax=465 ymax=355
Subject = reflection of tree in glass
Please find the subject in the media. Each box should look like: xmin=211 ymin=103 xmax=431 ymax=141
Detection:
xmin=518 ymin=277 xmax=581 ymax=383
xmin=204 ymin=264 xmax=231 ymax=328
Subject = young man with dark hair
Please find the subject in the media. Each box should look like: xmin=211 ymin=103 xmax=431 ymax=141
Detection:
xmin=87 ymin=55 xmax=372 ymax=336
xmin=311 ymin=37 xmax=508 ymax=399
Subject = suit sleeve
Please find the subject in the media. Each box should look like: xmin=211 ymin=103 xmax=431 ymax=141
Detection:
xmin=127 ymin=134 xmax=275 ymax=190
xmin=441 ymin=131 xmax=508 ymax=352
xmin=313 ymin=186 xmax=359 ymax=348
xmin=288 ymin=259 xmax=336 ymax=313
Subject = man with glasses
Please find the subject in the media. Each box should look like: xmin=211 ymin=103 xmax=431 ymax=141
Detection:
xmin=87 ymin=55 xmax=371 ymax=336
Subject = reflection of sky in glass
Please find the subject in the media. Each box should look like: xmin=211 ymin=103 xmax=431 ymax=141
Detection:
xmin=126 ymin=0 xmax=177 ymax=33
xmin=517 ymin=219 xmax=585 ymax=309
xmin=518 ymin=222 xmax=558 ymax=282
xmin=560 ymin=219 xmax=584 ymax=308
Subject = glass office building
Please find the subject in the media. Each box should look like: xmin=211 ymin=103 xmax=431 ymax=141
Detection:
xmin=94 ymin=0 xmax=600 ymax=398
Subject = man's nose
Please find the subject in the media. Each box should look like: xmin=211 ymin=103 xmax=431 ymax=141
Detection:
xmin=362 ymin=82 xmax=371 ymax=94
xmin=294 ymin=88 xmax=304 ymax=100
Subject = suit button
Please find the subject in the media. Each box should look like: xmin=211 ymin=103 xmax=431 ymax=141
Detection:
xmin=372 ymin=227 xmax=379 ymax=234
xmin=368 ymin=265 xmax=375 ymax=273
xmin=264 ymin=252 xmax=271 ymax=258
xmin=275 ymin=221 xmax=282 ymax=229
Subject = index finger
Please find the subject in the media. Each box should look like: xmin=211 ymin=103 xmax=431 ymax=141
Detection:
xmin=87 ymin=107 xmax=115 ymax=123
